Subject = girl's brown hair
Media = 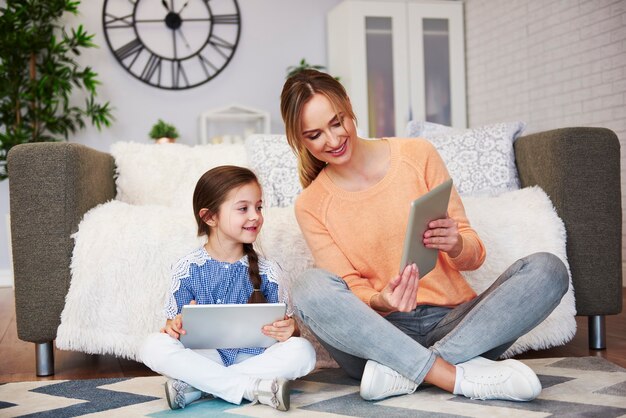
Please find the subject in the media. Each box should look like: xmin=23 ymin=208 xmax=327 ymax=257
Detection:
xmin=280 ymin=69 xmax=357 ymax=188
xmin=193 ymin=165 xmax=266 ymax=303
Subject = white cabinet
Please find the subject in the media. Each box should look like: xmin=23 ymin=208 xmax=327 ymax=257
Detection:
xmin=327 ymin=0 xmax=466 ymax=138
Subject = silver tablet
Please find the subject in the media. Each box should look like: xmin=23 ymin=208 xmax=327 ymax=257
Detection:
xmin=179 ymin=303 xmax=287 ymax=349
xmin=400 ymin=179 xmax=453 ymax=277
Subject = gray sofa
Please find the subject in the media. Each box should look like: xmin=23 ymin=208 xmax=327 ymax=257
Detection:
xmin=8 ymin=127 xmax=623 ymax=376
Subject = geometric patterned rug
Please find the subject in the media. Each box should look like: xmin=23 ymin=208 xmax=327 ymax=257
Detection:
xmin=1 ymin=357 xmax=626 ymax=417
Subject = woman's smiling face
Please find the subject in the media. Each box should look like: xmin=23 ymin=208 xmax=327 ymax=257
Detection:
xmin=299 ymin=93 xmax=357 ymax=166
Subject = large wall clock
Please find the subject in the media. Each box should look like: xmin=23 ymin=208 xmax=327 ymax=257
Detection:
xmin=103 ymin=0 xmax=241 ymax=90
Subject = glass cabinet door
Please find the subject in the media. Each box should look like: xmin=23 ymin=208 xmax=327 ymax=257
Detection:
xmin=408 ymin=1 xmax=466 ymax=128
xmin=327 ymin=1 xmax=408 ymax=138
xmin=327 ymin=0 xmax=466 ymax=137
xmin=423 ymin=18 xmax=452 ymax=125
xmin=365 ymin=16 xmax=396 ymax=138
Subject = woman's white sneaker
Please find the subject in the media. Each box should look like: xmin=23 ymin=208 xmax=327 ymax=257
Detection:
xmin=360 ymin=360 xmax=418 ymax=401
xmin=455 ymin=358 xmax=542 ymax=401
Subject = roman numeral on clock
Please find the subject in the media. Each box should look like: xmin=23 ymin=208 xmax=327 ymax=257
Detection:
xmin=172 ymin=61 xmax=189 ymax=89
xmin=140 ymin=54 xmax=162 ymax=85
xmin=115 ymin=38 xmax=144 ymax=62
xmin=208 ymin=34 xmax=234 ymax=59
xmin=210 ymin=14 xmax=239 ymax=25
xmin=198 ymin=54 xmax=219 ymax=77
xmin=104 ymin=13 xmax=134 ymax=29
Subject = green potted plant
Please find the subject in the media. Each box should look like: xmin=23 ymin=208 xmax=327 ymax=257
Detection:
xmin=149 ymin=119 xmax=179 ymax=144
xmin=286 ymin=58 xmax=341 ymax=81
xmin=0 ymin=0 xmax=113 ymax=180
xmin=286 ymin=58 xmax=328 ymax=79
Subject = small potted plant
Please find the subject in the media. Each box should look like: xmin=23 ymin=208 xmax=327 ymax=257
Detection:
xmin=149 ymin=119 xmax=179 ymax=144
xmin=286 ymin=58 xmax=340 ymax=81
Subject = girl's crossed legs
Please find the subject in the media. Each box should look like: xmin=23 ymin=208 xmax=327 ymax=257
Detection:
xmin=140 ymin=333 xmax=316 ymax=404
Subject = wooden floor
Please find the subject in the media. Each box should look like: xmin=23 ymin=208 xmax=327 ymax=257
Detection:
xmin=1 ymin=287 xmax=625 ymax=383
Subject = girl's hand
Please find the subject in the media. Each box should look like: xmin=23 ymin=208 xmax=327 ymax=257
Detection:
xmin=262 ymin=316 xmax=296 ymax=342
xmin=423 ymin=215 xmax=462 ymax=258
xmin=373 ymin=263 xmax=419 ymax=312
xmin=160 ymin=300 xmax=196 ymax=339
xmin=161 ymin=314 xmax=185 ymax=339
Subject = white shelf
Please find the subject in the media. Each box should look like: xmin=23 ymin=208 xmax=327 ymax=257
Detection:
xmin=199 ymin=104 xmax=270 ymax=145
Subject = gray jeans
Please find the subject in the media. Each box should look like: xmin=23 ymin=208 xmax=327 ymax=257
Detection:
xmin=292 ymin=252 xmax=568 ymax=385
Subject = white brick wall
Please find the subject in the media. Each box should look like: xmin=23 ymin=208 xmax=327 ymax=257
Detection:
xmin=465 ymin=0 xmax=626 ymax=285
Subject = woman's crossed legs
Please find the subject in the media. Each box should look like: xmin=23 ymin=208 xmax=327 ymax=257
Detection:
xmin=293 ymin=252 xmax=568 ymax=401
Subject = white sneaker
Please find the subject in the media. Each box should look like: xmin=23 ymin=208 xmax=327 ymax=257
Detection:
xmin=164 ymin=379 xmax=205 ymax=410
xmin=463 ymin=356 xmax=494 ymax=366
xmin=252 ymin=378 xmax=291 ymax=411
xmin=360 ymin=360 xmax=418 ymax=401
xmin=456 ymin=358 xmax=542 ymax=401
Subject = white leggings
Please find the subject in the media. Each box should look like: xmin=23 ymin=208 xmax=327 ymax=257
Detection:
xmin=139 ymin=333 xmax=317 ymax=404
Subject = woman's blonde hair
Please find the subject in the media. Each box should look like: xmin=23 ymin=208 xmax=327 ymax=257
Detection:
xmin=280 ymin=69 xmax=356 ymax=188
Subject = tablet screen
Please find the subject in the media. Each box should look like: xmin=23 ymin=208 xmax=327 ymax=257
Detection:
xmin=179 ymin=303 xmax=287 ymax=349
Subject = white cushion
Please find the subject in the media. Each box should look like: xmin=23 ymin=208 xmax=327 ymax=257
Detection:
xmin=407 ymin=121 xmax=526 ymax=197
xmin=57 ymin=186 xmax=574 ymax=365
xmin=111 ymin=141 xmax=249 ymax=212
xmin=462 ymin=186 xmax=576 ymax=357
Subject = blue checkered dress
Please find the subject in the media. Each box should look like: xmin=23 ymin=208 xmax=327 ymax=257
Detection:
xmin=164 ymin=247 xmax=286 ymax=366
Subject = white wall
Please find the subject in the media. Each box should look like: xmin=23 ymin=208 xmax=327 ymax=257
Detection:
xmin=464 ymin=0 xmax=626 ymax=284
xmin=0 ymin=0 xmax=342 ymax=286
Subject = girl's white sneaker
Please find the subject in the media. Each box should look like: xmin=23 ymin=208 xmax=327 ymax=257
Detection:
xmin=251 ymin=377 xmax=291 ymax=411
xmin=164 ymin=379 xmax=203 ymax=409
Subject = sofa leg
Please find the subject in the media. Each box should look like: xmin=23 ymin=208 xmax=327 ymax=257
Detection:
xmin=588 ymin=315 xmax=606 ymax=350
xmin=36 ymin=342 xmax=55 ymax=376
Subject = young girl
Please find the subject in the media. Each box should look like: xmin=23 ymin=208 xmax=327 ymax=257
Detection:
xmin=140 ymin=165 xmax=316 ymax=412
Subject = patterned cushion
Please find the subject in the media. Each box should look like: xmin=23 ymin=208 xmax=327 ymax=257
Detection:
xmin=244 ymin=134 xmax=302 ymax=207
xmin=406 ymin=121 xmax=526 ymax=196
xmin=407 ymin=120 xmax=457 ymax=138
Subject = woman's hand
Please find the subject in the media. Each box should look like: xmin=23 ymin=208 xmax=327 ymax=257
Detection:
xmin=161 ymin=314 xmax=185 ymax=339
xmin=372 ymin=263 xmax=419 ymax=312
xmin=262 ymin=316 xmax=296 ymax=342
xmin=423 ymin=215 xmax=462 ymax=258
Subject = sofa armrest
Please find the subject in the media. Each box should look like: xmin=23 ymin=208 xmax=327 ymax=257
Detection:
xmin=514 ymin=127 xmax=622 ymax=316
xmin=8 ymin=142 xmax=115 ymax=343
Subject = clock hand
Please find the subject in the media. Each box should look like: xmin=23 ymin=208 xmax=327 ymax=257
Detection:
xmin=177 ymin=0 xmax=190 ymax=14
xmin=172 ymin=29 xmax=177 ymax=59
xmin=161 ymin=0 xmax=170 ymax=11
xmin=177 ymin=28 xmax=191 ymax=49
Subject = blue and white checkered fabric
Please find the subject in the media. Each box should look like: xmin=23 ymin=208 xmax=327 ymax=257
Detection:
xmin=164 ymin=247 xmax=284 ymax=366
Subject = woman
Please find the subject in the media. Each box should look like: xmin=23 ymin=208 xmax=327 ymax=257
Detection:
xmin=280 ymin=69 xmax=568 ymax=402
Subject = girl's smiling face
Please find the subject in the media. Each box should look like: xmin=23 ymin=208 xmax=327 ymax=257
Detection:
xmin=300 ymin=93 xmax=358 ymax=166
xmin=211 ymin=181 xmax=264 ymax=246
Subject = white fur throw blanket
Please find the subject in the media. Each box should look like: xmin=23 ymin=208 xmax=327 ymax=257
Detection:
xmin=56 ymin=186 xmax=575 ymax=365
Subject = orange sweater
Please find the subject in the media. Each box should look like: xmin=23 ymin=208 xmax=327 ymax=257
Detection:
xmin=295 ymin=138 xmax=485 ymax=312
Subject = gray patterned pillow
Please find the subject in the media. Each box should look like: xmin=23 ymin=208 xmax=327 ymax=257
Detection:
xmin=245 ymin=134 xmax=302 ymax=207
xmin=406 ymin=121 xmax=526 ymax=196
xmin=407 ymin=120 xmax=456 ymax=138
